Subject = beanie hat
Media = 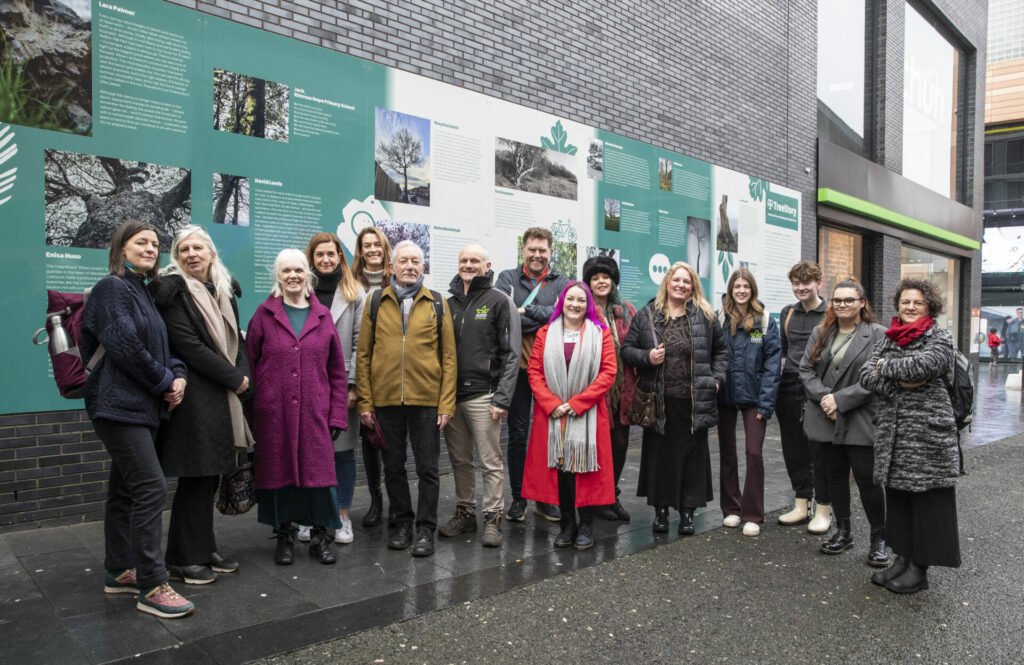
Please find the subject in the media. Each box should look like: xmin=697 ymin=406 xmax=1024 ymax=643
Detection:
xmin=582 ymin=255 xmax=620 ymax=286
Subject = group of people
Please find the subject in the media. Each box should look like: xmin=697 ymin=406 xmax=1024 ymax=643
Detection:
xmin=80 ymin=222 xmax=963 ymax=619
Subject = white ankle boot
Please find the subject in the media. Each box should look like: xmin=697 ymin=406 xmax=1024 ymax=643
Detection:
xmin=807 ymin=502 xmax=832 ymax=534
xmin=777 ymin=498 xmax=810 ymax=525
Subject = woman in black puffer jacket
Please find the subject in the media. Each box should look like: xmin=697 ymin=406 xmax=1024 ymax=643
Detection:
xmin=621 ymin=262 xmax=727 ymax=536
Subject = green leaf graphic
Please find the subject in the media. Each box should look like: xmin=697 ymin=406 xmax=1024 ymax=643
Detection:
xmin=540 ymin=120 xmax=578 ymax=155
xmin=717 ymin=251 xmax=734 ymax=285
xmin=748 ymin=176 xmax=766 ymax=202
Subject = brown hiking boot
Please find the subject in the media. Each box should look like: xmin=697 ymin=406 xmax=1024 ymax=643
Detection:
xmin=481 ymin=512 xmax=503 ymax=547
xmin=438 ymin=504 xmax=477 ymax=538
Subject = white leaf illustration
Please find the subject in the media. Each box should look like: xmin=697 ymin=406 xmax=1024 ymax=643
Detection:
xmin=0 ymin=124 xmax=16 ymax=206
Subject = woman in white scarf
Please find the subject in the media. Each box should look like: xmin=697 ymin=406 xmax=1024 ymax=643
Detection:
xmin=521 ymin=282 xmax=617 ymax=550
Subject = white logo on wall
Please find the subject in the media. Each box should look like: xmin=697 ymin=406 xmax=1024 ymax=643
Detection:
xmin=0 ymin=124 xmax=17 ymax=206
xmin=339 ymin=196 xmax=391 ymax=255
xmin=649 ymin=253 xmax=670 ymax=284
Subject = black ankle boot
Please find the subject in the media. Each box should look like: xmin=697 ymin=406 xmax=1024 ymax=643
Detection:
xmin=274 ymin=523 xmax=297 ymax=565
xmin=574 ymin=511 xmax=594 ymax=550
xmin=886 ymin=561 xmax=929 ymax=594
xmin=871 ymin=554 xmax=909 ymax=586
xmin=309 ymin=527 xmax=337 ymax=565
xmin=820 ymin=518 xmax=854 ymax=555
xmin=678 ymin=509 xmax=695 ymax=536
xmin=652 ymin=507 xmax=669 ymax=533
xmin=867 ymin=528 xmax=890 ymax=567
xmin=362 ymin=489 xmax=383 ymax=527
xmin=554 ymin=515 xmax=578 ymax=548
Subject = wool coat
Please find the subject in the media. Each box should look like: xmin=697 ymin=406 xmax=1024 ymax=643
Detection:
xmin=151 ymin=274 xmax=252 ymax=477
xmin=521 ymin=324 xmax=617 ymax=507
xmin=620 ymin=301 xmax=728 ymax=434
xmin=859 ymin=323 xmax=959 ymax=492
xmin=326 ymin=283 xmax=366 ymax=452
xmin=247 ymin=296 xmax=348 ymax=490
xmin=798 ymin=321 xmax=885 ymax=446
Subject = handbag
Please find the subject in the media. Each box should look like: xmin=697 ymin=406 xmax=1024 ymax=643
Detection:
xmin=627 ymin=312 xmax=659 ymax=428
xmin=216 ymin=457 xmax=257 ymax=515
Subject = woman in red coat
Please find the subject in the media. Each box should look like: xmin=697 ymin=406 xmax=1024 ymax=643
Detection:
xmin=522 ymin=281 xmax=617 ymax=550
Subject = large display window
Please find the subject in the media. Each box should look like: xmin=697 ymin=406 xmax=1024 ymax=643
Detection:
xmin=818 ymin=226 xmax=867 ymax=302
xmin=817 ymin=0 xmax=867 ymax=156
xmin=900 ymin=244 xmax=960 ymax=340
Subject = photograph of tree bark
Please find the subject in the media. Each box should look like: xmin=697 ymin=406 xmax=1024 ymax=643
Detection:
xmin=212 ymin=173 xmax=249 ymax=225
xmin=213 ymin=68 xmax=289 ymax=143
xmin=44 ymin=149 xmax=191 ymax=249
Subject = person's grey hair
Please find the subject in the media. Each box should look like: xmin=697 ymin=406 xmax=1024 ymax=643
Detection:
xmin=270 ymin=248 xmax=315 ymax=297
xmin=460 ymin=242 xmax=490 ymax=263
xmin=392 ymin=239 xmax=424 ymax=264
xmin=163 ymin=225 xmax=234 ymax=297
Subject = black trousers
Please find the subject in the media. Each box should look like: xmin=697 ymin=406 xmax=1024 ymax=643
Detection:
xmin=610 ymin=419 xmax=630 ymax=493
xmin=886 ymin=487 xmax=961 ymax=568
xmin=506 ymin=368 xmax=532 ymax=500
xmin=377 ymin=405 xmax=440 ymax=531
xmin=557 ymin=470 xmax=591 ymax=523
xmin=92 ymin=418 xmax=168 ymax=590
xmin=165 ymin=475 xmax=220 ymax=567
xmin=777 ymin=384 xmax=830 ymax=503
xmin=822 ymin=442 xmax=885 ymax=529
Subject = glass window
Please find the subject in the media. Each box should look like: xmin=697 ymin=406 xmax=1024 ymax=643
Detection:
xmin=902 ymin=4 xmax=960 ymax=199
xmin=1008 ymin=180 xmax=1024 ymax=207
xmin=818 ymin=226 xmax=866 ymax=302
xmin=817 ymin=0 xmax=867 ymax=156
xmin=1007 ymin=140 xmax=1024 ymax=174
xmin=900 ymin=244 xmax=960 ymax=340
xmin=985 ymin=142 xmax=993 ymax=177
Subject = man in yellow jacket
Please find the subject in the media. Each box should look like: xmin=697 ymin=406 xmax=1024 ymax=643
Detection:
xmin=357 ymin=240 xmax=457 ymax=558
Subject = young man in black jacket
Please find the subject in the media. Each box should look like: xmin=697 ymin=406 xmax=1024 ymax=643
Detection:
xmin=441 ymin=244 xmax=522 ymax=546
xmin=494 ymin=228 xmax=570 ymax=523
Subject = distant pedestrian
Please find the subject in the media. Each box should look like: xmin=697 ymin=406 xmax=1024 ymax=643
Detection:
xmin=1007 ymin=308 xmax=1024 ymax=360
xmin=860 ymin=278 xmax=961 ymax=594
xmin=988 ymin=328 xmax=1002 ymax=365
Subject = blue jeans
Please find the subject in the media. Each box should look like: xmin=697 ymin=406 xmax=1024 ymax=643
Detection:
xmin=334 ymin=449 xmax=356 ymax=510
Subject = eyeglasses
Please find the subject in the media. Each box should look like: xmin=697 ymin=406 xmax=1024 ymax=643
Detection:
xmin=899 ymin=300 xmax=927 ymax=308
xmin=831 ymin=298 xmax=862 ymax=308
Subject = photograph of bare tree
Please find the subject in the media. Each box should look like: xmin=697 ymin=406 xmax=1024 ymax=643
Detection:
xmin=377 ymin=220 xmax=431 ymax=273
xmin=212 ymin=173 xmax=249 ymax=225
xmin=212 ymin=68 xmax=289 ymax=142
xmin=1 ymin=0 xmax=92 ymax=135
xmin=604 ymin=198 xmax=621 ymax=232
xmin=687 ymin=216 xmax=711 ymax=278
xmin=374 ymin=108 xmax=431 ymax=206
xmin=659 ymin=158 xmax=672 ymax=191
xmin=495 ymin=137 xmax=577 ymax=201
xmin=45 ymin=150 xmax=191 ymax=249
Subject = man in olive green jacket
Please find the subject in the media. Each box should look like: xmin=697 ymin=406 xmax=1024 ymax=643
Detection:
xmin=357 ymin=240 xmax=457 ymax=558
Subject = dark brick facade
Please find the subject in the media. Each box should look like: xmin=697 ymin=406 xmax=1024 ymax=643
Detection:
xmin=0 ymin=0 xmax=984 ymax=529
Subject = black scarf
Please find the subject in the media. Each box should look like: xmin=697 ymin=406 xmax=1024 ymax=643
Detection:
xmin=313 ymin=266 xmax=342 ymax=308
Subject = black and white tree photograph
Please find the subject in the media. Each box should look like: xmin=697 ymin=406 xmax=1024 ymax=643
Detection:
xmin=687 ymin=216 xmax=711 ymax=278
xmin=586 ymin=139 xmax=603 ymax=180
xmin=586 ymin=246 xmax=619 ymax=263
xmin=0 ymin=0 xmax=92 ymax=135
xmin=212 ymin=173 xmax=249 ymax=225
xmin=495 ymin=137 xmax=577 ymax=201
xmin=45 ymin=149 xmax=191 ymax=248
xmin=377 ymin=220 xmax=431 ymax=274
xmin=213 ymin=68 xmax=290 ymax=142
xmin=374 ymin=107 xmax=431 ymax=206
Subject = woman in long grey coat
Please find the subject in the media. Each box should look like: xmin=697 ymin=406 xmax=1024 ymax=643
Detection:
xmin=860 ymin=278 xmax=960 ymax=594
xmin=152 ymin=225 xmax=253 ymax=585
xmin=799 ymin=279 xmax=887 ymax=566
xmin=303 ymin=232 xmax=366 ymax=545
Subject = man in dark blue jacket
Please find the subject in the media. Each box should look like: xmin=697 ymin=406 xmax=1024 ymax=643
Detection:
xmin=440 ymin=243 xmax=521 ymax=547
xmin=494 ymin=227 xmax=570 ymax=523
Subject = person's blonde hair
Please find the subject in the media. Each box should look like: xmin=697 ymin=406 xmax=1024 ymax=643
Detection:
xmin=305 ymin=231 xmax=361 ymax=302
xmin=654 ymin=262 xmax=715 ymax=321
xmin=164 ymin=225 xmax=234 ymax=297
xmin=721 ymin=268 xmax=766 ymax=334
xmin=269 ymin=249 xmax=314 ymax=298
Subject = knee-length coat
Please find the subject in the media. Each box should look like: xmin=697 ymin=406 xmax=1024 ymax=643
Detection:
xmin=521 ymin=323 xmax=617 ymax=507
xmin=247 ymin=296 xmax=348 ymax=490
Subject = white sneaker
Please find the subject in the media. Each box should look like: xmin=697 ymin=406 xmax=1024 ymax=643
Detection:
xmin=297 ymin=525 xmax=311 ymax=542
xmin=335 ymin=516 xmax=353 ymax=544
xmin=742 ymin=522 xmax=760 ymax=537
xmin=723 ymin=514 xmax=742 ymax=528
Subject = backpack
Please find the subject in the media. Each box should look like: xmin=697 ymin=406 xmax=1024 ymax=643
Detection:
xmin=947 ymin=350 xmax=974 ymax=431
xmin=32 ymin=289 xmax=105 ymax=399
xmin=368 ymin=288 xmax=446 ymax=364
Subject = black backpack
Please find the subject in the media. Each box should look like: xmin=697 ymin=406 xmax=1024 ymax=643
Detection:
xmin=947 ymin=350 xmax=974 ymax=431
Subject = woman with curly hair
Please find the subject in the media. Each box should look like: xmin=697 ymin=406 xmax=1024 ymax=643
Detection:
xmin=860 ymin=278 xmax=961 ymax=594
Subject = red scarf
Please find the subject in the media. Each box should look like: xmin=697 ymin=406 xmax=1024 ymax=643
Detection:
xmin=885 ymin=315 xmax=934 ymax=347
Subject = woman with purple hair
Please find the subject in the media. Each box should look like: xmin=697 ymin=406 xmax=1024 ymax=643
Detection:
xmin=521 ymin=282 xmax=617 ymax=550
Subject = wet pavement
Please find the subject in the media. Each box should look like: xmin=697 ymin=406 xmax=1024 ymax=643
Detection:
xmin=0 ymin=364 xmax=1021 ymax=665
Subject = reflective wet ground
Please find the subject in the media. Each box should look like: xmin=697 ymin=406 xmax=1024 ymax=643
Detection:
xmin=1 ymin=363 xmax=1020 ymax=665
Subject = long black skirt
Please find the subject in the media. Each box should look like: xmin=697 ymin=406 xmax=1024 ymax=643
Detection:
xmin=885 ymin=486 xmax=961 ymax=568
xmin=637 ymin=396 xmax=713 ymax=511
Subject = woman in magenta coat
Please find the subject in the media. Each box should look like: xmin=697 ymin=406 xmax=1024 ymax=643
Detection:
xmin=247 ymin=249 xmax=348 ymax=566
xmin=522 ymin=281 xmax=617 ymax=550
